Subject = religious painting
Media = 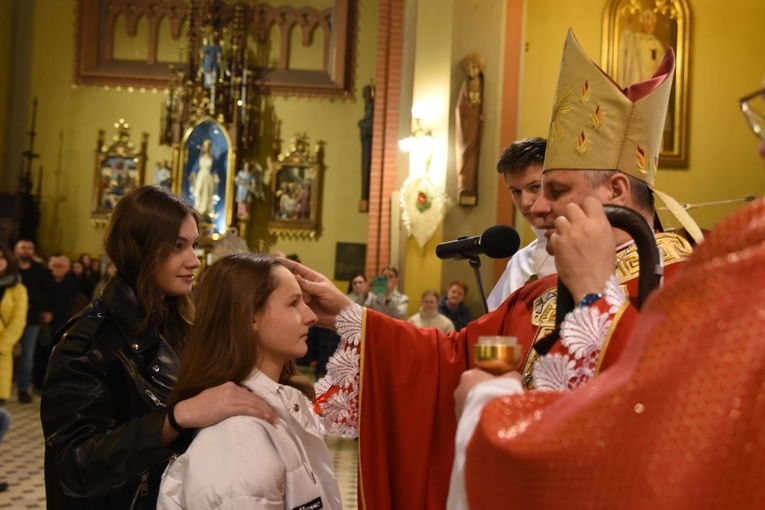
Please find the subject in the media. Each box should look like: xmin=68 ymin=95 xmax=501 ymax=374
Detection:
xmin=178 ymin=118 xmax=234 ymax=235
xmin=267 ymin=134 xmax=324 ymax=239
xmin=602 ymin=0 xmax=691 ymax=167
xmin=334 ymin=242 xmax=367 ymax=281
xmin=91 ymin=119 xmax=147 ymax=225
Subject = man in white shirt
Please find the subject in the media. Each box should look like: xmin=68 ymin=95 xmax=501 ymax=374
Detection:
xmin=486 ymin=137 xmax=556 ymax=310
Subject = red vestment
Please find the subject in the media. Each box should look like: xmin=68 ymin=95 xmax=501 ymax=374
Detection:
xmin=465 ymin=198 xmax=765 ymax=509
xmin=316 ymin=234 xmax=691 ymax=509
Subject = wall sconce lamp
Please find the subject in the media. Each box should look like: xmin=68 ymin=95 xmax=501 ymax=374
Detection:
xmin=398 ymin=118 xmax=435 ymax=173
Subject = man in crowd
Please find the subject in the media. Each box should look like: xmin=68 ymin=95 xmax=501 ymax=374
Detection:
xmin=486 ymin=137 xmax=556 ymax=310
xmin=33 ymin=255 xmax=84 ymax=390
xmin=455 ymin=81 xmax=765 ymax=510
xmin=13 ymin=239 xmax=53 ymax=403
xmin=291 ymin=30 xmax=702 ymax=509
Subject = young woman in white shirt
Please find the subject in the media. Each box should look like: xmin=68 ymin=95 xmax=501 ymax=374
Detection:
xmin=158 ymin=254 xmax=342 ymax=510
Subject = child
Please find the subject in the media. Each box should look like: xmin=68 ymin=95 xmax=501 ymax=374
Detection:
xmin=158 ymin=254 xmax=342 ymax=509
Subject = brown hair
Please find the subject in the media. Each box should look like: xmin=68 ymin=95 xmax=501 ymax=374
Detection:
xmin=170 ymin=253 xmax=315 ymax=405
xmin=496 ymin=137 xmax=546 ymax=175
xmin=103 ymin=185 xmax=199 ymax=354
xmin=447 ymin=280 xmax=468 ymax=296
xmin=0 ymin=244 xmax=19 ymax=275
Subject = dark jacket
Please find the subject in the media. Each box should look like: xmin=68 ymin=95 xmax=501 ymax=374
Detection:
xmin=438 ymin=297 xmax=473 ymax=331
xmin=41 ymin=275 xmax=189 ymax=509
xmin=19 ymin=261 xmax=54 ymax=325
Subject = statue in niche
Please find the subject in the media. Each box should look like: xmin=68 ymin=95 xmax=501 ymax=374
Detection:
xmin=188 ymin=139 xmax=219 ymax=219
xmin=199 ymin=31 xmax=222 ymax=89
xmin=153 ymin=160 xmax=172 ymax=189
xmin=235 ymin=161 xmax=256 ymax=218
xmin=454 ymin=53 xmax=485 ymax=206
xmin=358 ymin=84 xmax=374 ymax=212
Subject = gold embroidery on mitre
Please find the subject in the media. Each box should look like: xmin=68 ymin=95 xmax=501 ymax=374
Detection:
xmin=551 ymin=83 xmax=573 ymax=140
xmin=580 ymin=80 xmax=591 ymax=102
xmin=636 ymin=145 xmax=648 ymax=174
xmin=576 ymin=131 xmax=589 ymax=154
xmin=591 ymin=105 xmax=603 ymax=128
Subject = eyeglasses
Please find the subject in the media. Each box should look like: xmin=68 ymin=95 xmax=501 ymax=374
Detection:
xmin=739 ymin=87 xmax=765 ymax=141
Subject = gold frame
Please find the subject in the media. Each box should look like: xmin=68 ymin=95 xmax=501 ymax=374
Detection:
xmin=602 ymin=0 xmax=691 ymax=167
xmin=90 ymin=119 xmax=147 ymax=226
xmin=267 ymin=134 xmax=324 ymax=239
xmin=176 ymin=117 xmax=236 ymax=235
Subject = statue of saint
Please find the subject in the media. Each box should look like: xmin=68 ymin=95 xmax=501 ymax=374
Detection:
xmin=454 ymin=53 xmax=485 ymax=206
xmin=235 ymin=161 xmax=256 ymax=218
xmin=189 ymin=139 xmax=219 ymax=219
xmin=358 ymin=84 xmax=375 ymax=212
xmin=153 ymin=160 xmax=172 ymax=189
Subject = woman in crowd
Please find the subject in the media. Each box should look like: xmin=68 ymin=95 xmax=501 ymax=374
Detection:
xmin=158 ymin=254 xmax=342 ymax=509
xmin=408 ymin=289 xmax=455 ymax=334
xmin=91 ymin=259 xmax=117 ymax=299
xmin=438 ymin=280 xmax=473 ymax=330
xmin=0 ymin=245 xmax=27 ymax=406
xmin=41 ymin=186 xmax=274 ymax=509
xmin=366 ymin=266 xmax=409 ymax=319
xmin=346 ymin=272 xmax=369 ymax=306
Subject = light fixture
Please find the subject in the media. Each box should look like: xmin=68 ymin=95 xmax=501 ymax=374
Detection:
xmin=398 ymin=118 xmax=435 ymax=172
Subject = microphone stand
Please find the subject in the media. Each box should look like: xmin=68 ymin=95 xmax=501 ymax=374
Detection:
xmin=468 ymin=255 xmax=489 ymax=314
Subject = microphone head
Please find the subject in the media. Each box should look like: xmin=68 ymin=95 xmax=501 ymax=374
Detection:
xmin=480 ymin=225 xmax=521 ymax=259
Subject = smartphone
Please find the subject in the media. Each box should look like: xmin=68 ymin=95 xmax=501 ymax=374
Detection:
xmin=371 ymin=276 xmax=388 ymax=294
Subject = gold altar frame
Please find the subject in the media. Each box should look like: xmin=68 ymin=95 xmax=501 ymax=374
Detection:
xmin=91 ymin=119 xmax=147 ymax=226
xmin=602 ymin=0 xmax=691 ymax=167
xmin=267 ymin=135 xmax=323 ymax=239
xmin=176 ymin=117 xmax=235 ymax=235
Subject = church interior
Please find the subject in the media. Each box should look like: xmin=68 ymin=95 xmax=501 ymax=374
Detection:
xmin=1 ymin=0 xmax=764 ymax=506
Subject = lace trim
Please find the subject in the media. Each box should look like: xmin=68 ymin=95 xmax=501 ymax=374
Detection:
xmin=533 ymin=275 xmax=624 ymax=391
xmin=314 ymin=304 xmax=363 ymax=437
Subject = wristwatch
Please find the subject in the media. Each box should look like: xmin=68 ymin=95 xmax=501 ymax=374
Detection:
xmin=578 ymin=293 xmax=602 ymax=308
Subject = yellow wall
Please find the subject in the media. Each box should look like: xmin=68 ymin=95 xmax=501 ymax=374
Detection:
xmin=401 ymin=0 xmax=507 ymax=317
xmin=520 ymin=0 xmax=765 ymax=232
xmin=17 ymin=0 xmax=765 ymax=305
xmin=0 ymin=0 xmax=13 ymax=191
xmin=26 ymin=0 xmax=377 ymax=284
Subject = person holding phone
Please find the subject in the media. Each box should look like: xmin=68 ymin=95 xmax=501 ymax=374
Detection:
xmin=366 ymin=266 xmax=409 ymax=319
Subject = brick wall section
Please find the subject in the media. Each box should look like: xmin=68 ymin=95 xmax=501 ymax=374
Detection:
xmin=365 ymin=0 xmax=403 ymax=278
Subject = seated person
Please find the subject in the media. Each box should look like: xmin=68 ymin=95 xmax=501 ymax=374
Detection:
xmin=438 ymin=281 xmax=472 ymax=330
xmin=409 ymin=289 xmax=456 ymax=334
xmin=346 ymin=273 xmax=370 ymax=306
xmin=365 ymin=266 xmax=409 ymax=319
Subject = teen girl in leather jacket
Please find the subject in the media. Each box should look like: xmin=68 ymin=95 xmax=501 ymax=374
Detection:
xmin=41 ymin=186 xmax=275 ymax=509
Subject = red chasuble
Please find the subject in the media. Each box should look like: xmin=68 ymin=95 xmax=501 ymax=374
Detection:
xmin=465 ymin=198 xmax=765 ymax=509
xmin=316 ymin=233 xmax=691 ymax=509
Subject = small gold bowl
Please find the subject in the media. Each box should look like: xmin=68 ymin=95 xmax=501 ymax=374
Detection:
xmin=474 ymin=336 xmax=521 ymax=375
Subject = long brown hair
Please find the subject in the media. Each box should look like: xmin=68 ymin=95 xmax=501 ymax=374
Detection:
xmin=0 ymin=244 xmax=19 ymax=276
xmin=103 ymin=185 xmax=199 ymax=353
xmin=171 ymin=253 xmax=315 ymax=405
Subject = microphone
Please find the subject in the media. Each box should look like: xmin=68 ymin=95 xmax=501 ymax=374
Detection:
xmin=436 ymin=225 xmax=521 ymax=260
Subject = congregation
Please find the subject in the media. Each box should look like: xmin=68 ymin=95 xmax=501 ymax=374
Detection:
xmin=1 ymin=0 xmax=763 ymax=507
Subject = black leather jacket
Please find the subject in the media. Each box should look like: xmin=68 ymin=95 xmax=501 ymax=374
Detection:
xmin=41 ymin=275 xmax=188 ymax=509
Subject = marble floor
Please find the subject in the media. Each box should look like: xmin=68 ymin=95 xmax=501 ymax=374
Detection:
xmin=0 ymin=387 xmax=358 ymax=508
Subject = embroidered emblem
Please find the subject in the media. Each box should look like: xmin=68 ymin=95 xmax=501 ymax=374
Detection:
xmin=551 ymin=83 xmax=572 ymax=140
xmin=580 ymin=80 xmax=591 ymax=102
xmin=591 ymin=105 xmax=603 ymax=128
xmin=576 ymin=131 xmax=589 ymax=154
xmin=636 ymin=145 xmax=648 ymax=174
